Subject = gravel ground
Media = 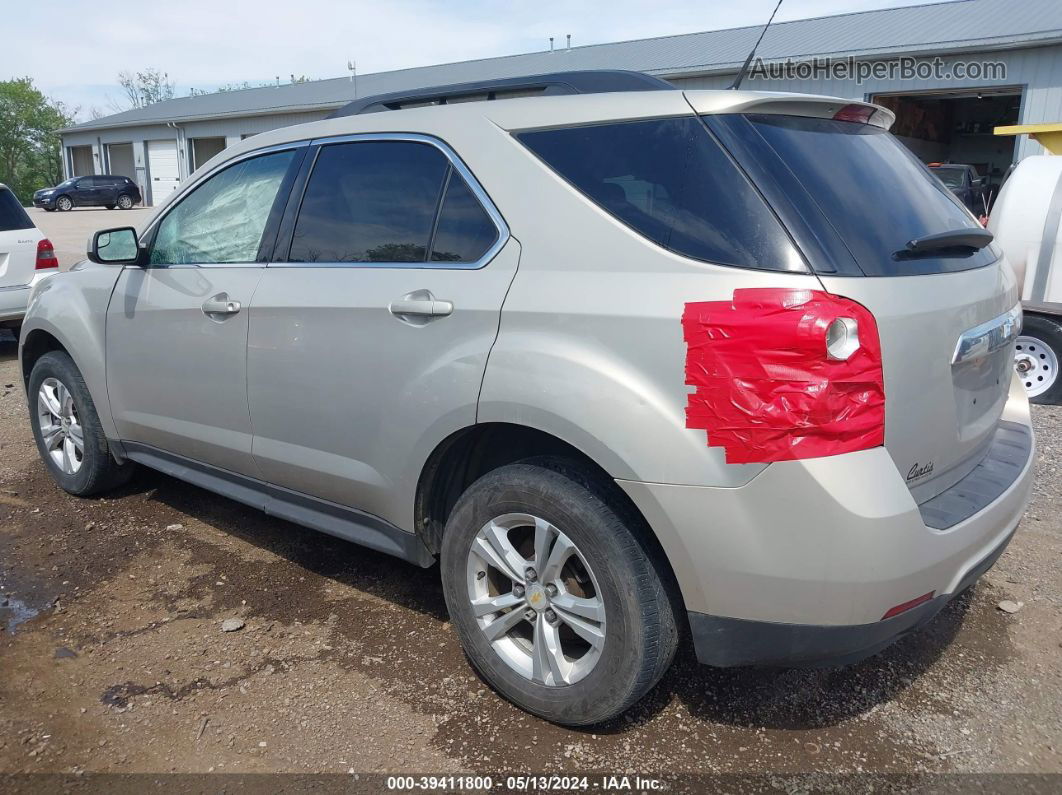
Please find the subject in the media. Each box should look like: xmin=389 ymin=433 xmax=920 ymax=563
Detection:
xmin=0 ymin=327 xmax=1059 ymax=784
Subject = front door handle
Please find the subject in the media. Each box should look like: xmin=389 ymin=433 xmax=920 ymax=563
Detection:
xmin=202 ymin=296 xmax=242 ymax=316
xmin=389 ymin=297 xmax=453 ymax=317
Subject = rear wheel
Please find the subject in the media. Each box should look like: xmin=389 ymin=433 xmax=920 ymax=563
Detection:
xmin=1015 ymin=314 xmax=1062 ymax=404
xmin=28 ymin=351 xmax=134 ymax=495
xmin=55 ymin=195 xmax=73 ymax=212
xmin=116 ymin=194 xmax=134 ymax=210
xmin=440 ymin=459 xmax=678 ymax=726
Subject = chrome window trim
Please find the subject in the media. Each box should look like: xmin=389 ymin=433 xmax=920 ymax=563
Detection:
xmin=140 ymin=141 xmax=310 ymax=270
xmin=270 ymin=132 xmax=510 ymax=271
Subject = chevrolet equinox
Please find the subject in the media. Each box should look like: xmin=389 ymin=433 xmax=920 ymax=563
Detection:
xmin=19 ymin=73 xmax=1035 ymax=726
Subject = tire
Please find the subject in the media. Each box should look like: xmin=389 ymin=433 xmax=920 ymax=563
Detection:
xmin=1015 ymin=314 xmax=1062 ymax=405
xmin=440 ymin=458 xmax=679 ymax=726
xmin=55 ymin=195 xmax=73 ymax=212
xmin=44 ymin=207 xmax=55 ymax=212
xmin=105 ymin=204 xmax=115 ymax=210
xmin=116 ymin=194 xmax=134 ymax=210
xmin=28 ymin=351 xmax=134 ymax=496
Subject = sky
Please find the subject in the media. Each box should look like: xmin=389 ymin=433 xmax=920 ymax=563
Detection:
xmin=4 ymin=0 xmax=957 ymax=120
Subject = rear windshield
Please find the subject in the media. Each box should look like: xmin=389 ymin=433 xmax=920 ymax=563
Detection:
xmin=517 ymin=117 xmax=804 ymax=272
xmin=0 ymin=188 xmax=33 ymax=232
xmin=740 ymin=115 xmax=996 ymax=276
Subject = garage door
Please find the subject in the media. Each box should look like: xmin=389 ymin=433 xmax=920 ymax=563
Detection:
xmin=147 ymin=139 xmax=180 ymax=205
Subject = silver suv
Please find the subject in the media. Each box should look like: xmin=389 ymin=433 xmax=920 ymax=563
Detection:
xmin=19 ymin=75 xmax=1035 ymax=726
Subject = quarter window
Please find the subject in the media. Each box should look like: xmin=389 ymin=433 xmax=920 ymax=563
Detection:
xmin=517 ymin=117 xmax=801 ymax=271
xmin=150 ymin=150 xmax=294 ymax=265
xmin=287 ymin=140 xmax=498 ymax=265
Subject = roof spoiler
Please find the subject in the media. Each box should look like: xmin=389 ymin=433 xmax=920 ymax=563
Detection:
xmin=327 ymin=70 xmax=675 ymax=118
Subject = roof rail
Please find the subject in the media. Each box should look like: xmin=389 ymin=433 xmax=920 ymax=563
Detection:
xmin=327 ymin=70 xmax=674 ymax=118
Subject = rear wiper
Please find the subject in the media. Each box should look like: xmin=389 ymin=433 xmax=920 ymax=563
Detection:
xmin=896 ymin=228 xmax=994 ymax=258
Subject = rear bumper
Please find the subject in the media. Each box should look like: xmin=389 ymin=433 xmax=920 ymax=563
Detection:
xmin=0 ymin=284 xmax=31 ymax=323
xmin=619 ymin=374 xmax=1034 ymax=663
xmin=0 ymin=272 xmax=56 ymax=323
xmin=687 ymin=524 xmax=1014 ymax=667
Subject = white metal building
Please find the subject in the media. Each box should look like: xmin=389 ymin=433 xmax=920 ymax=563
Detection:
xmin=59 ymin=0 xmax=1062 ymax=206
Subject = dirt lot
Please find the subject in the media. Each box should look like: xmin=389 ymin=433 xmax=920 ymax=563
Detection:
xmin=0 ymin=325 xmax=1060 ymax=783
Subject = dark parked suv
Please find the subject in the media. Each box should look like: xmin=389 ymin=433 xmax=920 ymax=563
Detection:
xmin=33 ymin=175 xmax=142 ymax=212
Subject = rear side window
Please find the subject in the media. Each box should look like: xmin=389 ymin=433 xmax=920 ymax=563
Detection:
xmin=288 ymin=140 xmax=498 ymax=265
xmin=517 ymin=117 xmax=803 ymax=272
xmin=0 ymin=188 xmax=33 ymax=231
xmin=741 ymin=114 xmax=996 ymax=276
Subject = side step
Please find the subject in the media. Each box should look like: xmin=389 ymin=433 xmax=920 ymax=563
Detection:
xmin=123 ymin=442 xmax=435 ymax=567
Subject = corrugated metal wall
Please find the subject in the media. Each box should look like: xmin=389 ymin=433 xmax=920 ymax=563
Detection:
xmin=671 ymin=44 xmax=1062 ymax=160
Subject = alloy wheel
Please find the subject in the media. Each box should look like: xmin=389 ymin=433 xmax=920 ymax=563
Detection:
xmin=1015 ymin=334 xmax=1058 ymax=398
xmin=466 ymin=512 xmax=605 ymax=686
xmin=57 ymin=196 xmax=72 ymax=211
xmin=118 ymin=195 xmax=133 ymax=209
xmin=37 ymin=377 xmax=84 ymax=474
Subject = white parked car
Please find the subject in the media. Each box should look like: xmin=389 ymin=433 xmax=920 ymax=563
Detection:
xmin=0 ymin=183 xmax=58 ymax=340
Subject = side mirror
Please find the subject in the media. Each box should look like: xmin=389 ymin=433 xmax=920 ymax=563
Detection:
xmin=88 ymin=227 xmax=141 ymax=265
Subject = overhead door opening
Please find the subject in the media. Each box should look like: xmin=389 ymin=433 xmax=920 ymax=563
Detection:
xmin=872 ymin=87 xmax=1022 ymax=213
xmin=69 ymin=145 xmax=94 ymax=177
xmin=190 ymin=137 xmax=226 ymax=171
xmin=107 ymin=143 xmax=135 ymax=180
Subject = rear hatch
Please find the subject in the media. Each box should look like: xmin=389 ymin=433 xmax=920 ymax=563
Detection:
xmin=698 ymin=101 xmax=1018 ymax=501
xmin=0 ymin=187 xmax=39 ymax=289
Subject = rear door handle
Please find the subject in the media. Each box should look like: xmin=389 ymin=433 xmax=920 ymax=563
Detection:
xmin=389 ymin=298 xmax=453 ymax=317
xmin=202 ymin=296 xmax=242 ymax=316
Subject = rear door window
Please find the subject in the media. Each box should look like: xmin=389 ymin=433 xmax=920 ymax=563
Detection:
xmin=517 ymin=117 xmax=803 ymax=272
xmin=430 ymin=171 xmax=498 ymax=262
xmin=289 ymin=141 xmax=447 ymax=263
xmin=286 ymin=140 xmax=498 ymax=265
xmin=738 ymin=114 xmax=996 ymax=276
xmin=0 ymin=188 xmax=33 ymax=231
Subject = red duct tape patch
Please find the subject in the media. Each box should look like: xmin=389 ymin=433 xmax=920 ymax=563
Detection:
xmin=682 ymin=288 xmax=885 ymax=464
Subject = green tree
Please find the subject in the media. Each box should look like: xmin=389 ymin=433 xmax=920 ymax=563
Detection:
xmin=0 ymin=77 xmax=74 ymax=203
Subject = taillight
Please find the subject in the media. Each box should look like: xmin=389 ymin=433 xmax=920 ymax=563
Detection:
xmin=35 ymin=238 xmax=58 ymax=270
xmin=833 ymin=104 xmax=876 ymax=124
xmin=682 ymin=288 xmax=885 ymax=464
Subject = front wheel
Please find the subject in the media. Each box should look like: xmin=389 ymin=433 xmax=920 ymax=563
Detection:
xmin=28 ymin=351 xmax=134 ymax=495
xmin=55 ymin=195 xmax=73 ymax=212
xmin=1015 ymin=314 xmax=1062 ymax=404
xmin=440 ymin=459 xmax=678 ymax=726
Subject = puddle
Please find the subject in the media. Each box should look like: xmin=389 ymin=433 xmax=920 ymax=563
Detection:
xmin=0 ymin=588 xmax=41 ymax=634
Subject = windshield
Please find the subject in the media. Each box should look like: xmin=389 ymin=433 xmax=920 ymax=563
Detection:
xmin=733 ymin=114 xmax=996 ymax=276
xmin=54 ymin=179 xmax=77 ymax=189
xmin=931 ymin=167 xmax=966 ymax=189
